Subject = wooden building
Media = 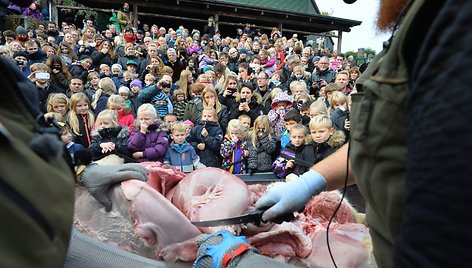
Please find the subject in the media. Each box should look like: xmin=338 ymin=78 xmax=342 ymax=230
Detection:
xmin=54 ymin=0 xmax=361 ymax=51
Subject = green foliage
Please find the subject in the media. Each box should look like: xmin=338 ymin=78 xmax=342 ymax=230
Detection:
xmin=6 ymin=15 xmax=41 ymax=32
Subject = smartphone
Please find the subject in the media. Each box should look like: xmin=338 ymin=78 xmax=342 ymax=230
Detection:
xmin=35 ymin=72 xmax=50 ymax=80
xmin=240 ymin=98 xmax=246 ymax=103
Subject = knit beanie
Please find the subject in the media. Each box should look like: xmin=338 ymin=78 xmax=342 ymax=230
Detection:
xmin=130 ymin=79 xmax=142 ymax=89
xmin=13 ymin=50 xmax=29 ymax=60
xmin=16 ymin=26 xmax=27 ymax=36
xmin=111 ymin=63 xmax=123 ymax=74
xmin=151 ymin=92 xmax=168 ymax=118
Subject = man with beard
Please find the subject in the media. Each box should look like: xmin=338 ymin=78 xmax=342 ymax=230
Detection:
xmin=190 ymin=0 xmax=472 ymax=267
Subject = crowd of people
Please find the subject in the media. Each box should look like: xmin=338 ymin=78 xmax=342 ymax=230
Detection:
xmin=0 ymin=3 xmax=365 ymax=178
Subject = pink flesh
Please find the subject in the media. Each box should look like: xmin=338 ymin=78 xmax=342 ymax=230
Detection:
xmin=139 ymin=161 xmax=186 ymax=196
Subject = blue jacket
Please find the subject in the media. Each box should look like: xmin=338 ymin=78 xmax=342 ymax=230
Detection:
xmin=164 ymin=142 xmax=204 ymax=173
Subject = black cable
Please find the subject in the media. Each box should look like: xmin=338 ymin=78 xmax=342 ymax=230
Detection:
xmin=326 ymin=142 xmax=350 ymax=268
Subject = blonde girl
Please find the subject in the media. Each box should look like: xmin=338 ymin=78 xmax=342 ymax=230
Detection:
xmin=107 ymin=94 xmax=135 ymax=132
xmin=47 ymin=93 xmax=70 ymax=117
xmin=89 ymin=109 xmax=131 ymax=161
xmin=67 ymin=92 xmax=95 ymax=147
xmin=175 ymin=69 xmax=193 ymax=100
xmin=247 ymin=115 xmax=276 ymax=174
xmin=220 ymin=119 xmax=248 ymax=174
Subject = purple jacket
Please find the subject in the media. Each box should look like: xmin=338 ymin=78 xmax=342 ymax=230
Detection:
xmin=127 ymin=122 xmax=169 ymax=162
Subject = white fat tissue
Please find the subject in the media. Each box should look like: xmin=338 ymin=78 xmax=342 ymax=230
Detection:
xmin=74 ymin=164 xmax=373 ymax=266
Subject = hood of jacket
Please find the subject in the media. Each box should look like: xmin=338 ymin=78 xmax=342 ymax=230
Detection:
xmin=327 ymin=130 xmax=346 ymax=148
xmin=92 ymin=125 xmax=129 ymax=139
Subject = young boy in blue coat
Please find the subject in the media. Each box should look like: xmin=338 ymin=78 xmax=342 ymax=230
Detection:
xmin=164 ymin=122 xmax=205 ymax=173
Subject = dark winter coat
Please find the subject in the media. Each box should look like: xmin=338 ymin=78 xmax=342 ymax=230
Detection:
xmin=187 ymin=121 xmax=224 ymax=167
xmin=69 ymin=64 xmax=89 ymax=84
xmin=89 ymin=126 xmax=130 ymax=160
xmin=91 ymin=50 xmax=115 ymax=70
xmin=276 ymin=142 xmax=315 ymax=176
xmin=330 ymin=108 xmax=350 ymax=139
xmin=28 ymin=49 xmax=47 ymax=64
xmin=313 ymin=130 xmax=346 ymax=164
xmin=127 ymin=121 xmax=169 ymax=162
xmin=195 ymin=104 xmax=229 ymax=134
xmin=228 ymin=96 xmax=265 ymax=124
xmin=247 ymin=132 xmax=276 ymax=172
xmin=36 ymin=83 xmax=65 ymax=114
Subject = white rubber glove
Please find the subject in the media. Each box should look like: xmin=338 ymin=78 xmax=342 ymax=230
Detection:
xmin=255 ymin=169 xmax=327 ymax=222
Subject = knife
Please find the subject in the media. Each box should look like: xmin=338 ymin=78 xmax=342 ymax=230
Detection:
xmin=190 ymin=209 xmax=295 ymax=227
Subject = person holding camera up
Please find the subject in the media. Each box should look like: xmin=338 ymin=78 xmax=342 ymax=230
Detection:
xmin=13 ymin=50 xmax=30 ymax=77
xmin=138 ymin=74 xmax=174 ymax=118
xmin=229 ymin=83 xmax=264 ymax=125
xmin=27 ymin=63 xmax=65 ymax=113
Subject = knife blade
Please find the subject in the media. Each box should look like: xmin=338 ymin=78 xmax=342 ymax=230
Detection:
xmin=191 ymin=209 xmax=265 ymax=227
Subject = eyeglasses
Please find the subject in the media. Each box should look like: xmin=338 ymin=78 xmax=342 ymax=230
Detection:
xmin=318 ymin=62 xmax=329 ymax=65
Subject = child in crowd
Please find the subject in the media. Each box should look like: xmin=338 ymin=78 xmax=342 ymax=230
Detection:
xmin=59 ymin=122 xmax=84 ymax=163
xmin=238 ymin=114 xmax=252 ymax=141
xmin=287 ymin=65 xmax=311 ymax=89
xmin=151 ymin=91 xmax=169 ymax=119
xmin=172 ymin=89 xmax=187 ymax=121
xmin=107 ymin=94 xmax=135 ymax=132
xmin=144 ymin=73 xmax=156 ymax=87
xmin=67 ymin=92 xmax=95 ymax=147
xmin=129 ymin=80 xmax=142 ymax=115
xmin=268 ymin=91 xmax=293 ymax=141
xmin=269 ymin=72 xmax=282 ymax=88
xmin=47 ymin=93 xmax=70 ymax=117
xmin=329 ymin=91 xmax=350 ymax=138
xmin=164 ymin=122 xmax=206 ymax=173
xmin=220 ymin=119 xmax=248 ymax=174
xmin=127 ymin=104 xmax=169 ymax=162
xmin=309 ymin=99 xmax=330 ymax=118
xmin=111 ymin=63 xmax=123 ymax=88
xmin=118 ymin=86 xmax=133 ymax=109
xmin=309 ymin=115 xmax=346 ymax=164
xmin=164 ymin=113 xmax=178 ymax=126
xmin=99 ymin=64 xmax=111 ymax=78
xmin=121 ymin=70 xmax=135 ymax=88
xmin=183 ymin=120 xmax=194 ymax=137
xmin=273 ymin=124 xmax=315 ymax=180
xmin=187 ymin=107 xmax=224 ymax=167
xmin=247 ymin=115 xmax=276 ymax=174
xmin=89 ymin=109 xmax=130 ymax=161
xmin=280 ymin=108 xmax=302 ymax=149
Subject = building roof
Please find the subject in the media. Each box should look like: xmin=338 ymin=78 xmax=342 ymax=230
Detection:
xmin=72 ymin=0 xmax=361 ymax=35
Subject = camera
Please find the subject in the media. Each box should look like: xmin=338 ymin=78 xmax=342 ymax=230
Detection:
xmin=161 ymin=82 xmax=171 ymax=88
xmin=240 ymin=98 xmax=246 ymax=103
xmin=16 ymin=60 xmax=25 ymax=66
xmin=297 ymin=100 xmax=304 ymax=105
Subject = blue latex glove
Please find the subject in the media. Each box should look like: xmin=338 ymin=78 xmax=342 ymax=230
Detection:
xmin=255 ymin=169 xmax=327 ymax=222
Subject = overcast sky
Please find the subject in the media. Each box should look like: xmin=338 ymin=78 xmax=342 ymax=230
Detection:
xmin=316 ymin=0 xmax=390 ymax=53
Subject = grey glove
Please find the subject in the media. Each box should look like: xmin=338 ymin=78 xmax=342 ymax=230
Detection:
xmin=194 ymin=230 xmax=257 ymax=268
xmin=80 ymin=163 xmax=148 ymax=211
